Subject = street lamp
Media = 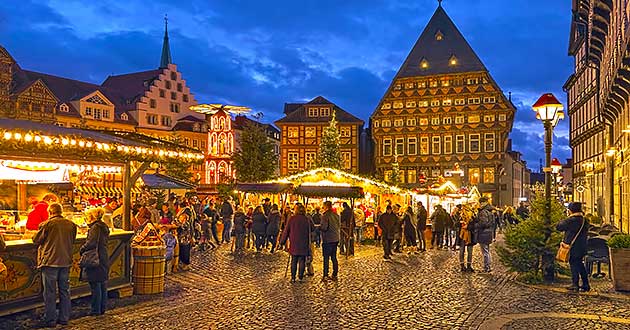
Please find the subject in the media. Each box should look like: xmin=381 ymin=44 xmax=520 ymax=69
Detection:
xmin=533 ymin=93 xmax=565 ymax=283
xmin=551 ymin=157 xmax=562 ymax=199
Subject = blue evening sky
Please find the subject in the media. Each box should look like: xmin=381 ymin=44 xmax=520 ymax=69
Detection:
xmin=0 ymin=0 xmax=573 ymax=170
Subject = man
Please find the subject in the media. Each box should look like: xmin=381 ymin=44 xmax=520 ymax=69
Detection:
xmin=451 ymin=205 xmax=462 ymax=251
xmin=339 ymin=202 xmax=353 ymax=255
xmin=26 ymin=193 xmax=58 ymax=230
xmin=202 ymin=202 xmax=221 ymax=245
xmin=415 ymin=202 xmax=428 ymax=251
xmin=262 ymin=198 xmax=272 ymax=217
xmin=475 ymin=197 xmax=495 ymax=273
xmin=221 ymin=197 xmax=234 ymax=243
xmin=516 ymin=201 xmax=529 ymax=220
xmin=378 ymin=205 xmax=397 ymax=260
xmin=311 ymin=206 xmax=322 ymax=248
xmin=353 ymin=206 xmax=365 ymax=245
xmin=430 ymin=205 xmax=447 ymax=249
xmin=557 ymin=202 xmax=590 ymax=292
xmin=32 ymin=203 xmax=77 ymax=327
xmin=319 ymin=201 xmax=340 ymax=281
xmin=392 ymin=204 xmax=403 ymax=253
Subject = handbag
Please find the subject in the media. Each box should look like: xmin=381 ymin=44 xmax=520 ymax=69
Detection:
xmin=556 ymin=218 xmax=585 ymax=263
xmin=79 ymin=248 xmax=100 ymax=268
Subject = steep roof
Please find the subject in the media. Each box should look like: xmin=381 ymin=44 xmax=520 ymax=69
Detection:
xmin=101 ymin=69 xmax=161 ymax=111
xmin=275 ymin=96 xmax=364 ymax=125
xmin=394 ymin=5 xmax=486 ymax=79
xmin=234 ymin=115 xmax=280 ymax=139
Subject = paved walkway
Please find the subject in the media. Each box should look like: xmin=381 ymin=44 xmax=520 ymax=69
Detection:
xmin=2 ymin=242 xmax=629 ymax=329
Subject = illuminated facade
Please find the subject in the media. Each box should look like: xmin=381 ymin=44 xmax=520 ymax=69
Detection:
xmin=370 ymin=4 xmax=515 ymax=203
xmin=205 ymin=109 xmax=234 ymax=184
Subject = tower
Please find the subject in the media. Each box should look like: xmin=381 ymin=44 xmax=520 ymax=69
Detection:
xmin=160 ymin=14 xmax=172 ymax=68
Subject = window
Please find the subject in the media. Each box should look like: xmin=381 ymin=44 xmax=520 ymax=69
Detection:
xmin=444 ymin=136 xmax=452 ymax=154
xmin=435 ymin=31 xmax=443 ymax=40
xmin=159 ymin=89 xmax=165 ymax=98
xmin=85 ymin=107 xmax=92 ymax=116
xmin=441 ymin=78 xmax=450 ymax=87
xmin=468 ymin=115 xmax=480 ymax=123
xmin=408 ymin=137 xmax=417 ymax=155
xmin=469 ymin=168 xmax=480 ymax=185
xmin=308 ymin=108 xmax=319 ymax=117
xmin=420 ymin=137 xmax=429 ymax=155
xmin=405 ymin=82 xmax=414 ymax=89
xmin=394 ymin=119 xmax=404 ymax=127
xmin=103 ymin=110 xmax=110 ymax=119
xmin=383 ymin=138 xmax=392 ymax=156
xmin=305 ymin=127 xmax=316 ymax=138
xmin=406 ymin=169 xmax=416 ymax=184
xmin=373 ymin=120 xmax=380 ymax=128
xmin=431 ymin=100 xmax=440 ymax=107
xmin=384 ymin=170 xmax=392 ymax=182
xmin=382 ymin=120 xmax=392 ymax=127
xmin=193 ymin=140 xmax=198 ymax=148
xmin=419 ymin=118 xmax=429 ymax=126
xmin=442 ymin=99 xmax=452 ymax=106
xmin=419 ymin=100 xmax=429 ymax=107
xmin=483 ymin=96 xmax=496 ymax=103
xmin=288 ymin=127 xmax=299 ymax=138
xmin=394 ymin=84 xmax=402 ymax=90
xmin=183 ymin=94 xmax=189 ymax=102
xmin=170 ymin=72 xmax=177 ymax=80
xmin=147 ymin=114 xmax=158 ymax=125
xmin=483 ymin=167 xmax=495 ymax=183
xmin=59 ymin=104 xmax=69 ymax=112
xmin=498 ymin=114 xmax=507 ymax=121
xmin=431 ymin=117 xmax=440 ymax=125
xmin=484 ymin=133 xmax=495 ymax=152
xmin=432 ymin=136 xmax=441 ymax=154
xmin=467 ymin=78 xmax=478 ymax=85
xmin=342 ymin=152 xmax=352 ymax=170
xmin=443 ymin=117 xmax=452 ymax=125
xmin=394 ymin=138 xmax=405 ymax=156
xmin=468 ymin=97 xmax=481 ymax=104
xmin=170 ymin=103 xmax=180 ymax=113
xmin=150 ymin=99 xmax=157 ymax=108
xmin=455 ymin=99 xmax=465 ymax=105
xmin=393 ymin=102 xmax=404 ymax=109
xmin=449 ymin=55 xmax=458 ymax=66
xmin=288 ymin=152 xmax=299 ymax=170
xmin=171 ymin=91 xmax=177 ymax=100
xmin=165 ymin=81 xmax=171 ymax=89
xmin=305 ymin=152 xmax=317 ymax=169
xmin=469 ymin=134 xmax=480 ymax=153
xmin=177 ymin=83 xmax=182 ymax=92
xmin=429 ymin=80 xmax=438 ymax=87
xmin=420 ymin=58 xmax=429 ymax=69
xmin=381 ymin=103 xmax=392 ymax=110
xmin=161 ymin=115 xmax=172 ymax=126
xmin=94 ymin=108 xmax=102 ymax=119
xmin=406 ymin=101 xmax=416 ymax=108
xmin=320 ymin=108 xmax=331 ymax=117
xmin=340 ymin=127 xmax=351 ymax=137
xmin=456 ymin=135 xmax=465 ymax=153
xmin=455 ymin=115 xmax=465 ymax=124
xmin=406 ymin=118 xmax=416 ymax=126
xmin=121 ymin=113 xmax=128 ymax=121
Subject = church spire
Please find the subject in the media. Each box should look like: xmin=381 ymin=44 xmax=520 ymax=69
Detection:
xmin=160 ymin=14 xmax=172 ymax=68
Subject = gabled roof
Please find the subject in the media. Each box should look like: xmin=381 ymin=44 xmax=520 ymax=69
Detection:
xmin=394 ymin=6 xmax=486 ymax=79
xmin=283 ymin=103 xmax=302 ymax=115
xmin=233 ymin=115 xmax=280 ymax=139
xmin=101 ymin=69 xmax=162 ymax=111
xmin=275 ymin=96 xmax=364 ymax=125
xmin=178 ymin=115 xmax=205 ymax=122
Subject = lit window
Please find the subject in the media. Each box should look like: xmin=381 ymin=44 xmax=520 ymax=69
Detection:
xmin=449 ymin=55 xmax=458 ymax=66
xmin=419 ymin=118 xmax=428 ymax=126
xmin=418 ymin=81 xmax=427 ymax=88
xmin=484 ymin=167 xmax=495 ymax=183
xmin=483 ymin=96 xmax=496 ymax=103
xmin=456 ymin=135 xmax=465 ymax=153
xmin=441 ymin=79 xmax=450 ymax=87
xmin=419 ymin=101 xmax=429 ymax=107
xmin=444 ymin=136 xmax=452 ymax=154
xmin=407 ymin=169 xmax=417 ymax=184
xmin=431 ymin=117 xmax=440 ymax=125
xmin=435 ymin=31 xmax=443 ymax=41
xmin=408 ymin=137 xmax=417 ymax=155
xmin=420 ymin=137 xmax=429 ymax=155
xmin=469 ymin=168 xmax=480 ymax=185
xmin=469 ymin=134 xmax=480 ymax=153
xmin=382 ymin=120 xmax=392 ymax=127
xmin=484 ymin=133 xmax=495 ymax=152
xmin=429 ymin=80 xmax=438 ymax=88
xmin=432 ymin=136 xmax=441 ymax=154
xmin=340 ymin=127 xmax=351 ymax=137
xmin=484 ymin=115 xmax=495 ymax=123
xmin=395 ymin=138 xmax=404 ymax=156
xmin=121 ymin=113 xmax=128 ymax=121
xmin=305 ymin=127 xmax=316 ymax=138
xmin=373 ymin=120 xmax=380 ymax=128
xmin=455 ymin=99 xmax=465 ymax=106
xmin=468 ymin=97 xmax=481 ymax=104
xmin=308 ymin=108 xmax=319 ymax=117
xmin=305 ymin=152 xmax=317 ymax=169
xmin=406 ymin=101 xmax=416 ymax=108
xmin=406 ymin=118 xmax=416 ymax=126
xmin=467 ymin=78 xmax=478 ymax=85
xmin=455 ymin=116 xmax=465 ymax=124
xmin=383 ymin=138 xmax=392 ymax=156
xmin=498 ymin=114 xmax=507 ymax=121
xmin=381 ymin=103 xmax=392 ymax=110
xmin=393 ymin=102 xmax=404 ymax=109
xmin=468 ymin=115 xmax=480 ymax=123
xmin=288 ymin=127 xmax=299 ymax=138
xmin=394 ymin=84 xmax=402 ymax=91
xmin=384 ymin=170 xmax=392 ymax=182
xmin=420 ymin=58 xmax=429 ymax=69
xmin=288 ymin=152 xmax=299 ymax=170
xmin=442 ymin=99 xmax=452 ymax=106
xmin=394 ymin=119 xmax=404 ymax=127
xmin=431 ymin=100 xmax=440 ymax=107
xmin=405 ymin=82 xmax=414 ymax=89
xmin=59 ymin=104 xmax=69 ymax=112
xmin=94 ymin=108 xmax=102 ymax=119
xmin=85 ymin=107 xmax=92 ymax=116
xmin=193 ymin=140 xmax=198 ymax=148
xmin=342 ymin=152 xmax=351 ymax=170
xmin=320 ymin=108 xmax=331 ymax=117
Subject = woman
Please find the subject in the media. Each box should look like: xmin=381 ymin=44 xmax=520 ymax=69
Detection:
xmin=160 ymin=204 xmax=173 ymax=224
xmin=280 ymin=203 xmax=313 ymax=282
xmin=556 ymin=202 xmax=590 ymax=292
xmin=251 ymin=206 xmax=268 ymax=252
xmin=402 ymin=207 xmax=417 ymax=249
xmin=266 ymin=205 xmax=281 ymax=253
xmin=79 ymin=208 xmax=110 ymax=316
xmin=175 ymin=201 xmax=193 ymax=271
xmin=458 ymin=205 xmax=476 ymax=272
xmin=233 ymin=207 xmax=247 ymax=253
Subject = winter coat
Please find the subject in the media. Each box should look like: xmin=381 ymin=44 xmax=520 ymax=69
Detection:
xmin=280 ymin=214 xmax=313 ymax=256
xmin=416 ymin=207 xmax=428 ymax=231
xmin=232 ymin=211 xmax=247 ymax=234
xmin=79 ymin=220 xmax=110 ymax=282
xmin=163 ymin=232 xmax=177 ymax=260
xmin=403 ymin=213 xmax=416 ymax=240
xmin=430 ymin=209 xmax=448 ymax=232
xmin=26 ymin=201 xmax=49 ymax=230
xmin=203 ymin=208 xmax=219 ymax=224
xmin=220 ymin=201 xmax=234 ymax=220
xmin=311 ymin=212 xmax=322 ymax=226
xmin=263 ymin=203 xmax=271 ymax=217
xmin=320 ymin=210 xmax=340 ymax=243
xmin=556 ymin=214 xmax=589 ymax=258
xmin=378 ymin=212 xmax=397 ymax=239
xmin=516 ymin=206 xmax=529 ymax=219
xmin=32 ymin=215 xmax=77 ymax=268
xmin=266 ymin=211 xmax=281 ymax=235
xmin=251 ymin=211 xmax=268 ymax=235
xmin=340 ymin=207 xmax=353 ymax=230
xmin=474 ymin=204 xmax=495 ymax=245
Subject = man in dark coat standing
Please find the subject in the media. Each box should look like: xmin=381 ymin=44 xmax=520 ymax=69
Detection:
xmin=430 ymin=205 xmax=447 ymax=249
xmin=474 ymin=197 xmax=495 ymax=272
xmin=339 ymin=202 xmax=353 ymax=255
xmin=415 ymin=202 xmax=428 ymax=251
xmin=557 ymin=202 xmax=590 ymax=292
xmin=319 ymin=201 xmax=340 ymax=281
xmin=378 ymin=205 xmax=397 ymax=260
xmin=280 ymin=203 xmax=313 ymax=282
xmin=220 ymin=197 xmax=234 ymax=243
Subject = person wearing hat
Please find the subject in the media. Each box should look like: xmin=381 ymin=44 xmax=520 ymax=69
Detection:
xmin=557 ymin=202 xmax=590 ymax=292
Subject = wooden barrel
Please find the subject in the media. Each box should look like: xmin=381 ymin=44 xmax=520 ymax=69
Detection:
xmin=610 ymin=248 xmax=630 ymax=292
xmin=132 ymin=246 xmax=166 ymax=295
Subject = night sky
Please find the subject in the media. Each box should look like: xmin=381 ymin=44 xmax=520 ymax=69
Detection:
xmin=1 ymin=0 xmax=572 ymax=170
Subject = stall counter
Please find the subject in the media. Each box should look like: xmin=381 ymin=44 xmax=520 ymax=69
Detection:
xmin=0 ymin=230 xmax=133 ymax=316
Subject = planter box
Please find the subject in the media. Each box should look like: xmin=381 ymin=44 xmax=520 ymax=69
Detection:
xmin=610 ymin=248 xmax=630 ymax=292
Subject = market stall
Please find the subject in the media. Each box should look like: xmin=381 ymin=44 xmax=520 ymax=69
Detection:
xmin=234 ymin=182 xmax=293 ymax=208
xmin=0 ymin=119 xmax=204 ymax=316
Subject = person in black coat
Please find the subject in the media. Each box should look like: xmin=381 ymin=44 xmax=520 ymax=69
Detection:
xmin=402 ymin=207 xmax=416 ymax=248
xmin=556 ymin=202 xmax=590 ymax=292
xmin=378 ymin=205 xmax=397 ymax=259
xmin=266 ymin=205 xmax=281 ymax=253
xmin=80 ymin=208 xmax=110 ymax=316
xmin=339 ymin=203 xmax=353 ymax=255
xmin=251 ymin=206 xmax=268 ymax=252
xmin=415 ymin=202 xmax=428 ymax=251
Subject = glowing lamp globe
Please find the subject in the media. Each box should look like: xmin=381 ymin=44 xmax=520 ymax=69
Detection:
xmin=551 ymin=158 xmax=562 ymax=174
xmin=533 ymin=93 xmax=564 ymax=125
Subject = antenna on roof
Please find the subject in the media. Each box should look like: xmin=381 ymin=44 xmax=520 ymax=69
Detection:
xmin=438 ymin=0 xmax=443 ymax=7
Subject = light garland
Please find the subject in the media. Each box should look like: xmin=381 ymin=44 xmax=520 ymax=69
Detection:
xmin=0 ymin=128 xmax=205 ymax=161
xmin=272 ymin=167 xmax=403 ymax=194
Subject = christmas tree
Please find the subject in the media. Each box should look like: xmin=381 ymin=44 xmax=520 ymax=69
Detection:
xmin=317 ymin=110 xmax=342 ymax=169
xmin=233 ymin=121 xmax=278 ymax=182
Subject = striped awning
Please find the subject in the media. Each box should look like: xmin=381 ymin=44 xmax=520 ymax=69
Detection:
xmin=76 ymin=186 xmax=142 ymax=196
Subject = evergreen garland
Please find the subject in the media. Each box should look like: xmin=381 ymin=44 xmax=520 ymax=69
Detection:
xmin=317 ymin=111 xmax=342 ymax=169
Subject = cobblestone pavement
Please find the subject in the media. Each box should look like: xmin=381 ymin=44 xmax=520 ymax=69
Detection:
xmin=2 ymin=241 xmax=629 ymax=330
xmin=502 ymin=317 xmax=630 ymax=330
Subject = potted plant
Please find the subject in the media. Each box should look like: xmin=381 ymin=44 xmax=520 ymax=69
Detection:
xmin=608 ymin=234 xmax=630 ymax=292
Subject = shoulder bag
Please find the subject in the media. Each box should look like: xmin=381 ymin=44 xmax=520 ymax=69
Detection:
xmin=556 ymin=218 xmax=585 ymax=263
xmin=80 ymin=228 xmax=100 ymax=268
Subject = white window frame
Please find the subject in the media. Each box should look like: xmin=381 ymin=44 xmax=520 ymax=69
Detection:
xmin=382 ymin=120 xmax=391 ymax=127
xmin=419 ymin=101 xmax=429 ymax=107
xmin=341 ymin=152 xmax=352 ymax=170
xmin=456 ymin=135 xmax=465 ymax=154
xmin=340 ymin=126 xmax=351 ymax=137
xmin=420 ymin=137 xmax=429 ymax=155
xmin=484 ymin=133 xmax=495 ymax=152
xmin=395 ymin=138 xmax=405 ymax=156
xmin=381 ymin=103 xmax=392 ymax=110
xmin=455 ymin=115 xmax=465 ymax=124
xmin=320 ymin=108 xmax=330 ymax=117
xmin=469 ymin=134 xmax=481 ymax=153
xmin=383 ymin=138 xmax=392 ymax=156
xmin=430 ymin=100 xmax=440 ymax=107
xmin=305 ymin=126 xmax=316 ymax=138
xmin=432 ymin=136 xmax=441 ymax=155
xmin=443 ymin=117 xmax=452 ymax=125
xmin=468 ymin=115 xmax=480 ymax=123
xmin=454 ymin=99 xmax=465 ymax=106
xmin=308 ymin=108 xmax=319 ymax=117
xmin=288 ymin=152 xmax=299 ymax=170
xmin=431 ymin=117 xmax=440 ymax=125
xmin=406 ymin=118 xmax=417 ymax=126
xmin=498 ymin=114 xmax=507 ymax=121
xmin=288 ymin=127 xmax=299 ymax=138
xmin=484 ymin=115 xmax=495 ymax=123
xmin=444 ymin=136 xmax=452 ymax=154
xmin=406 ymin=101 xmax=416 ymax=108
xmin=394 ymin=119 xmax=404 ymax=127
xmin=408 ymin=137 xmax=417 ymax=155
xmin=305 ymin=152 xmax=317 ymax=168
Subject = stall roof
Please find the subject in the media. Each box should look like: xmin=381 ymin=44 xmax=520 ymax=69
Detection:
xmin=0 ymin=119 xmax=204 ymax=162
xmin=294 ymin=185 xmax=364 ymax=199
xmin=235 ymin=183 xmax=293 ymax=193
xmin=141 ymin=173 xmax=196 ymax=190
xmin=274 ymin=167 xmax=403 ymax=195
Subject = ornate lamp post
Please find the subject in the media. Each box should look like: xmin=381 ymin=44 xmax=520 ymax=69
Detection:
xmin=533 ymin=93 xmax=565 ymax=282
xmin=551 ymin=157 xmax=562 ymax=198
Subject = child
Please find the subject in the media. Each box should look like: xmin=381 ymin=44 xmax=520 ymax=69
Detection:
xmin=163 ymin=228 xmax=177 ymax=275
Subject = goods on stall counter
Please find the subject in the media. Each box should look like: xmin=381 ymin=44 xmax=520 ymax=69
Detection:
xmin=132 ymin=222 xmax=164 ymax=247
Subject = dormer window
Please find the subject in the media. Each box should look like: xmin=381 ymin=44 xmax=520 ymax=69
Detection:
xmin=320 ymin=108 xmax=331 ymax=117
xmin=449 ymin=55 xmax=458 ymax=66
xmin=435 ymin=30 xmax=443 ymax=41
xmin=307 ymin=108 xmax=319 ymax=117
xmin=121 ymin=113 xmax=129 ymax=121
xmin=193 ymin=123 xmax=200 ymax=132
xmin=59 ymin=104 xmax=69 ymax=112
xmin=420 ymin=58 xmax=429 ymax=69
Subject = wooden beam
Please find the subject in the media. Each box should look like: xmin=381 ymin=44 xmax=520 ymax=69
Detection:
xmin=122 ymin=161 xmax=151 ymax=230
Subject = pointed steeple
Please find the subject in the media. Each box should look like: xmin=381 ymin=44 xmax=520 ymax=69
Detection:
xmin=160 ymin=14 xmax=172 ymax=68
xmin=394 ymin=5 xmax=486 ymax=78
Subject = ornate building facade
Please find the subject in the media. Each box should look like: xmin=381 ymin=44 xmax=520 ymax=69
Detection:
xmin=370 ymin=4 xmax=515 ymax=202
xmin=275 ymin=96 xmax=363 ymax=175
xmin=567 ymin=0 xmax=630 ymax=232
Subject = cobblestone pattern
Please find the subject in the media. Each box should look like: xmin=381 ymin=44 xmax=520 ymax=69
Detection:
xmin=1 ymin=242 xmax=629 ymax=330
xmin=502 ymin=317 xmax=630 ymax=330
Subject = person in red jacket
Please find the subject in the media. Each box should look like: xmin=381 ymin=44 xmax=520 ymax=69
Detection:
xmin=280 ymin=203 xmax=313 ymax=282
xmin=26 ymin=193 xmax=58 ymax=230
